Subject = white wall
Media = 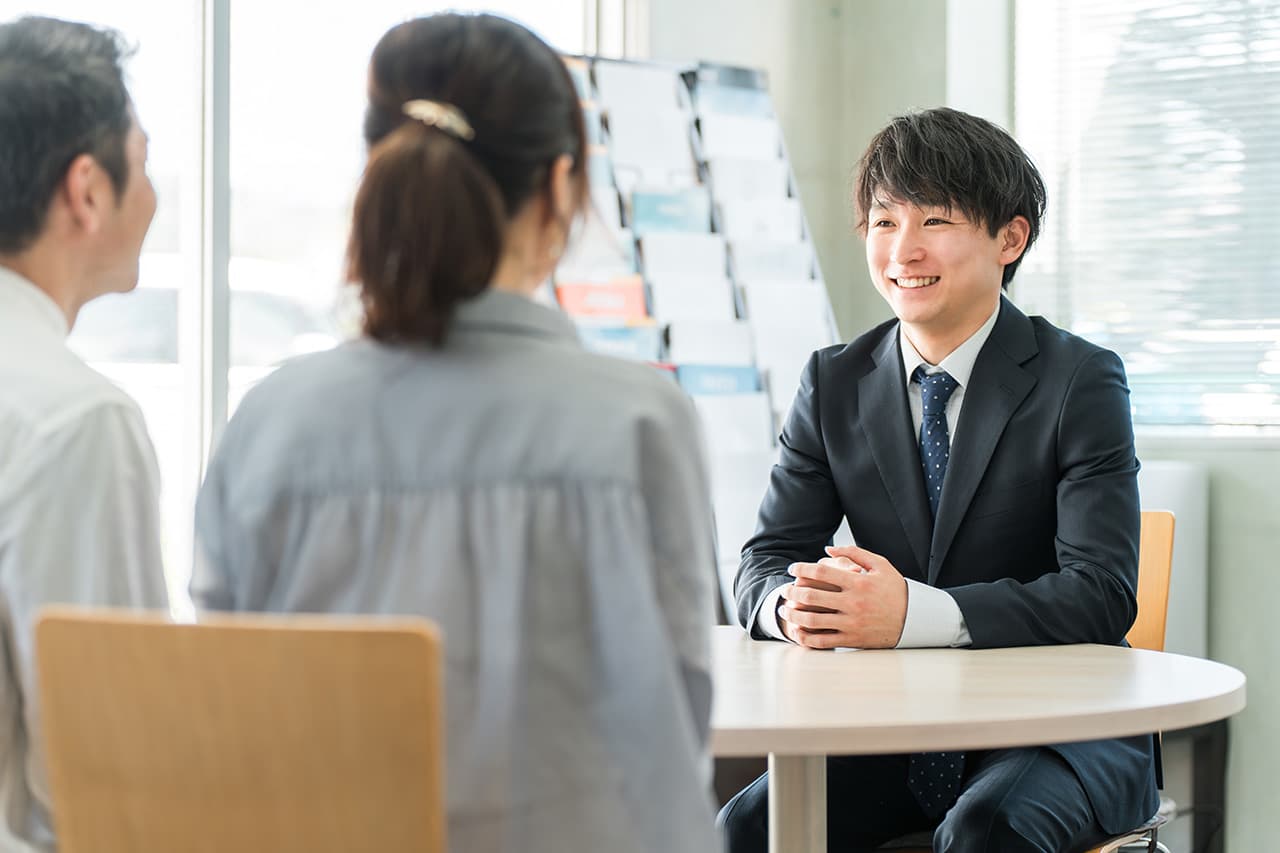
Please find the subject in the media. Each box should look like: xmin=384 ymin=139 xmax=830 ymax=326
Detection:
xmin=945 ymin=0 xmax=1012 ymax=128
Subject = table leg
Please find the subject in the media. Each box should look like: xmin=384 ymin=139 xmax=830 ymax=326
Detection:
xmin=768 ymin=753 xmax=826 ymax=853
xmin=1191 ymin=719 xmax=1228 ymax=853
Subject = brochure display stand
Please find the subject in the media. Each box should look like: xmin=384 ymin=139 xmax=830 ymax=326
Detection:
xmin=557 ymin=57 xmax=842 ymax=615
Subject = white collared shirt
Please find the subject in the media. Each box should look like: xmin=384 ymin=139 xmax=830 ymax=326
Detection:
xmin=756 ymin=302 xmax=1001 ymax=648
xmin=0 ymin=267 xmax=169 ymax=851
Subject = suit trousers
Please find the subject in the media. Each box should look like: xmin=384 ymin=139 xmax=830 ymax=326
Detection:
xmin=717 ymin=747 xmax=1112 ymax=853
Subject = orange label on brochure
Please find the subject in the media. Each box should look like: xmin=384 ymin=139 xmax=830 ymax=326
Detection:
xmin=556 ymin=276 xmax=647 ymax=320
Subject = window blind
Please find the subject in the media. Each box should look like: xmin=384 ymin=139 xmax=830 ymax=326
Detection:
xmin=1013 ymin=0 xmax=1280 ymax=427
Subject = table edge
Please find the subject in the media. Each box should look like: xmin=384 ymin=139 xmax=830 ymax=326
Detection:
xmin=711 ymin=678 xmax=1245 ymax=757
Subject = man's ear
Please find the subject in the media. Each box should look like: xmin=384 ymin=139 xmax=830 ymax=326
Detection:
xmin=59 ymin=153 xmax=110 ymax=236
xmin=999 ymin=215 xmax=1031 ymax=264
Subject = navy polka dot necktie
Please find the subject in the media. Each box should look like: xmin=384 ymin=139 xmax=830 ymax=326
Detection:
xmin=913 ymin=365 xmax=959 ymax=519
xmin=908 ymin=364 xmax=965 ymax=819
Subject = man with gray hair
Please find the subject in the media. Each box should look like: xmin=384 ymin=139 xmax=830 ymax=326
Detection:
xmin=0 ymin=16 xmax=169 ymax=849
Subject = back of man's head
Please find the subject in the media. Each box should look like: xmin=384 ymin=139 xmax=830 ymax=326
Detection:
xmin=853 ymin=107 xmax=1047 ymax=287
xmin=0 ymin=16 xmax=132 ymax=254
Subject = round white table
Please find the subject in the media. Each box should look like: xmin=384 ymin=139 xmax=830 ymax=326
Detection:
xmin=710 ymin=625 xmax=1247 ymax=853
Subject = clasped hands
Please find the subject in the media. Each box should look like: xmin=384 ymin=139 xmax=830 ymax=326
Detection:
xmin=778 ymin=545 xmax=908 ymax=649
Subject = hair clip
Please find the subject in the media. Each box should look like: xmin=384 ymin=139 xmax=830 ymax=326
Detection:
xmin=402 ymin=99 xmax=475 ymax=141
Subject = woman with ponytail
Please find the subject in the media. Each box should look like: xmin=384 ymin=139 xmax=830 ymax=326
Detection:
xmin=192 ymin=13 xmax=718 ymax=853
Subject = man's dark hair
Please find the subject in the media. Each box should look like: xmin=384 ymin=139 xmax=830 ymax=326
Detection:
xmin=0 ymin=16 xmax=133 ymax=253
xmin=853 ymin=107 xmax=1047 ymax=287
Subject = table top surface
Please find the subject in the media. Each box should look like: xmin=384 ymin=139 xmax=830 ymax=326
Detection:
xmin=709 ymin=625 xmax=1247 ymax=756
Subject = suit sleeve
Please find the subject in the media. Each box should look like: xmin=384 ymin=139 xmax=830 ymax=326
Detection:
xmin=947 ymin=349 xmax=1141 ymax=648
xmin=735 ymin=351 xmax=845 ymax=637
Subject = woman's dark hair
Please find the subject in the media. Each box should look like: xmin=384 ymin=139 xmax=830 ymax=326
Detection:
xmin=0 ymin=16 xmax=133 ymax=253
xmin=348 ymin=13 xmax=587 ymax=346
xmin=853 ymin=107 xmax=1047 ymax=287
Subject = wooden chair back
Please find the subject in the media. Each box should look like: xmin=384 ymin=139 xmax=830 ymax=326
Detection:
xmin=1129 ymin=510 xmax=1176 ymax=652
xmin=36 ymin=608 xmax=444 ymax=853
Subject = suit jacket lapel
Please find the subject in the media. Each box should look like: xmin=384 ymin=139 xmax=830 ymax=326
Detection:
xmin=928 ymin=297 xmax=1039 ymax=583
xmin=859 ymin=327 xmax=932 ymax=578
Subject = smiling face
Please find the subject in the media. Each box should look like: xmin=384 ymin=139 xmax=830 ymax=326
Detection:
xmin=864 ymin=197 xmax=1028 ymax=361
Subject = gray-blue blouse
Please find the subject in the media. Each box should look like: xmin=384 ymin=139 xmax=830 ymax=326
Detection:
xmin=193 ymin=289 xmax=718 ymax=853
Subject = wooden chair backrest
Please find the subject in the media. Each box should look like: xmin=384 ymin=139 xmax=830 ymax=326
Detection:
xmin=36 ymin=608 xmax=444 ymax=853
xmin=1128 ymin=510 xmax=1176 ymax=652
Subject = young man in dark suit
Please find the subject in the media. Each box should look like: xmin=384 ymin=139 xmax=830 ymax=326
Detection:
xmin=720 ymin=108 xmax=1158 ymax=853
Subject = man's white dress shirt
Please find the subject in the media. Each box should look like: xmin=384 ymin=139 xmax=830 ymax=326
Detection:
xmin=0 ymin=268 xmax=169 ymax=851
xmin=756 ymin=303 xmax=1001 ymax=647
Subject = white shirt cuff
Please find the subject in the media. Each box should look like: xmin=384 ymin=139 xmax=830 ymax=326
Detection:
xmin=754 ymin=583 xmax=790 ymax=641
xmin=897 ymin=578 xmax=972 ymax=648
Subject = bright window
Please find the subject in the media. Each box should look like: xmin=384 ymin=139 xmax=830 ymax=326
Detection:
xmin=1014 ymin=0 xmax=1280 ymax=429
